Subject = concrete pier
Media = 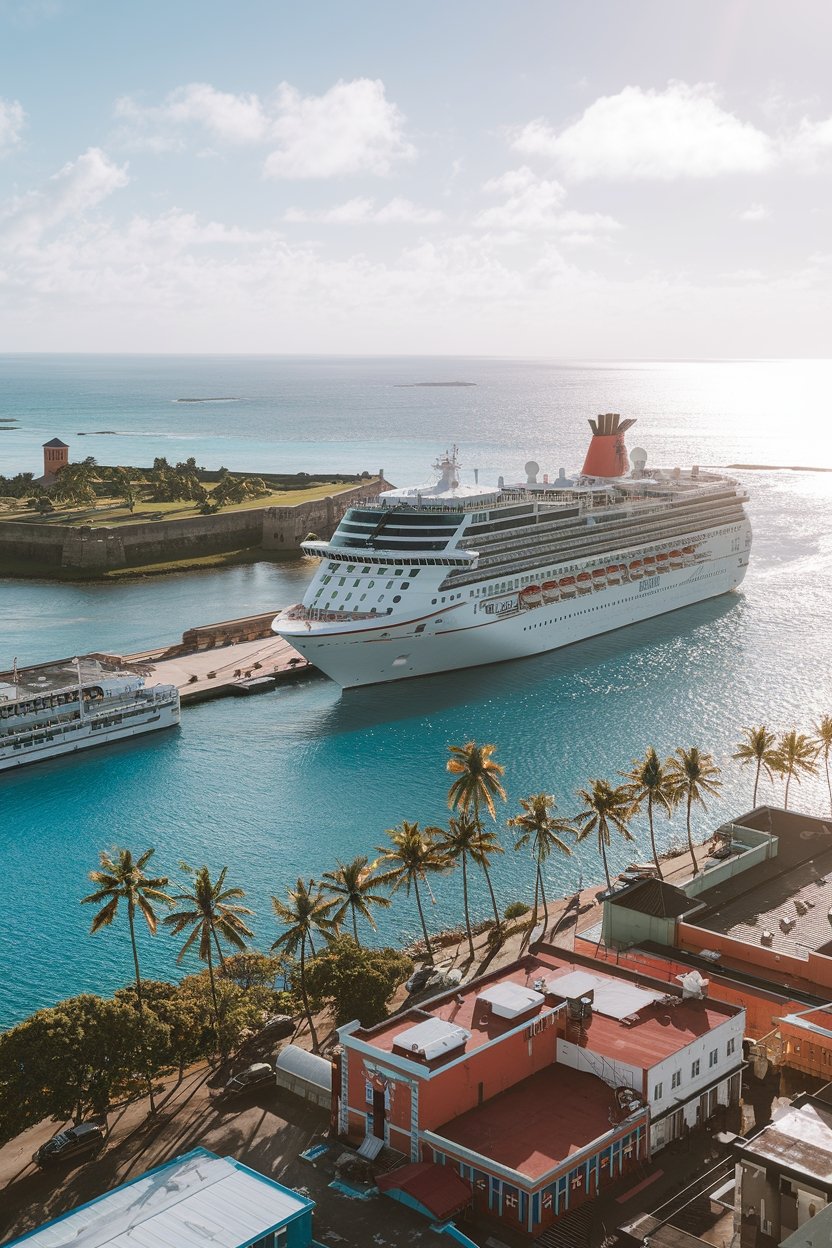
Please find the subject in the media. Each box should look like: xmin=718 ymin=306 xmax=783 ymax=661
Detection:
xmin=2 ymin=610 xmax=316 ymax=708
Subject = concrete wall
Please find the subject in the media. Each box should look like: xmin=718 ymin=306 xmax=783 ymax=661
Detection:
xmin=685 ymin=825 xmax=777 ymax=898
xmin=262 ymin=479 xmax=390 ymax=554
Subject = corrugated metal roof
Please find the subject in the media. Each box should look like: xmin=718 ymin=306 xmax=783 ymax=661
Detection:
xmin=274 ymin=1044 xmax=333 ymax=1091
xmin=9 ymin=1150 xmax=312 ymax=1248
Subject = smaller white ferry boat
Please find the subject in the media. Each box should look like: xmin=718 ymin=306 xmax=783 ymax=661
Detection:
xmin=0 ymin=658 xmax=180 ymax=773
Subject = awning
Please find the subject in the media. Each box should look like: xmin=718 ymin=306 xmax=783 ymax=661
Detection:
xmin=377 ymin=1162 xmax=472 ymax=1221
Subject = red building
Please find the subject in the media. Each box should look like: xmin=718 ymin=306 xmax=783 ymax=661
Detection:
xmin=337 ymin=943 xmax=744 ymax=1237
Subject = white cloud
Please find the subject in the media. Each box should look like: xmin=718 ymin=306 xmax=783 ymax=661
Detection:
xmin=511 ymin=82 xmax=775 ymax=180
xmin=474 ymin=166 xmax=620 ymax=239
xmin=264 ymin=79 xmax=414 ymax=179
xmin=0 ymin=147 xmax=129 ymax=246
xmin=284 ymin=196 xmax=442 ymax=225
xmin=0 ymin=97 xmax=25 ymax=155
xmin=789 ymin=114 xmax=832 ymax=167
xmin=739 ymin=203 xmax=770 ymax=223
xmin=116 ymin=84 xmax=269 ymax=147
xmin=116 ymin=77 xmax=415 ymax=179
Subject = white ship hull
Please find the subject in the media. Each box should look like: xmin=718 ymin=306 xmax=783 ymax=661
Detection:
xmin=282 ymin=535 xmax=750 ymax=689
xmin=0 ymin=701 xmax=180 ymax=773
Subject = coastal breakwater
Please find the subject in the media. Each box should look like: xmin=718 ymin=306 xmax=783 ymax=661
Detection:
xmin=0 ymin=477 xmax=389 ymax=572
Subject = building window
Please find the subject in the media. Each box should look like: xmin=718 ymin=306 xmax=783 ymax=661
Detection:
xmin=727 ymin=1038 xmax=736 ymax=1057
xmin=709 ymin=1048 xmax=718 ymax=1068
xmin=691 ymin=1059 xmax=700 ymax=1078
xmin=654 ymin=1082 xmax=663 ymax=1101
xmin=672 ymin=1070 xmax=681 ymax=1090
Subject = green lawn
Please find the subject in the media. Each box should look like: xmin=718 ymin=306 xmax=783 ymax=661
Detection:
xmin=0 ymin=479 xmax=367 ymax=527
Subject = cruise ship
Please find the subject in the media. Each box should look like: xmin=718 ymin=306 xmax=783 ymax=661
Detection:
xmin=274 ymin=415 xmax=752 ymax=688
xmin=0 ymin=658 xmax=180 ymax=772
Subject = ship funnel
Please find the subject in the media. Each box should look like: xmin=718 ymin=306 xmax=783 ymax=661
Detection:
xmin=581 ymin=413 xmax=636 ymax=478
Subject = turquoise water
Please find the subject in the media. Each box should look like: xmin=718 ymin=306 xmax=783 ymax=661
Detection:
xmin=1 ymin=357 xmax=831 ymax=1025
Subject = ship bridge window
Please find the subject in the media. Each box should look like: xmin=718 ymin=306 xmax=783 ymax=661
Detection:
xmin=393 ymin=595 xmax=402 ymax=603
xmin=401 ymin=582 xmax=410 ymax=589
xmin=409 ymin=568 xmax=420 ymax=577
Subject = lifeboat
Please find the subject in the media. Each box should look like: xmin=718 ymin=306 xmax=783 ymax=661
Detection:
xmin=592 ymin=568 xmax=607 ymax=591
xmin=542 ymin=580 xmax=560 ymax=604
xmin=669 ymin=549 xmax=683 ymax=570
xmin=643 ymin=555 xmax=657 ymax=574
xmin=559 ymin=575 xmax=577 ymax=599
xmin=628 ymin=559 xmax=644 ymax=580
xmin=577 ymin=572 xmax=593 ymax=596
xmin=520 ymin=583 xmax=543 ymax=608
xmin=606 ymin=564 xmax=622 ymax=585
xmin=656 ymin=552 xmax=670 ymax=574
xmin=682 ymin=544 xmax=696 ymax=566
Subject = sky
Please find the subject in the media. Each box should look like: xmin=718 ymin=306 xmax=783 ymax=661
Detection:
xmin=1 ymin=0 xmax=831 ymax=356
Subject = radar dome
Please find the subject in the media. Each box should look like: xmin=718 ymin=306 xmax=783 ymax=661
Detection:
xmin=630 ymin=447 xmax=647 ymax=469
xmin=525 ymin=460 xmax=540 ymax=484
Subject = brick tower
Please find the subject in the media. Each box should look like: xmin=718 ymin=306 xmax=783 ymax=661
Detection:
xmin=42 ymin=437 xmax=69 ymax=483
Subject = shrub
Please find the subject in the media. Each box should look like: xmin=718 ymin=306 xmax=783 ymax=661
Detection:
xmin=503 ymin=900 xmax=530 ymax=921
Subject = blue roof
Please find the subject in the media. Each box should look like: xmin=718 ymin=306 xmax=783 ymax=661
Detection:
xmin=7 ymin=1148 xmax=314 ymax=1248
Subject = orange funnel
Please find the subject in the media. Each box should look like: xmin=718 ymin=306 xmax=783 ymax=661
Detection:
xmin=581 ymin=413 xmax=636 ymax=478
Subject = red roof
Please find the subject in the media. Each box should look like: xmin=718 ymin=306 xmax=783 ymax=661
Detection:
xmin=377 ymin=1162 xmax=472 ymax=1220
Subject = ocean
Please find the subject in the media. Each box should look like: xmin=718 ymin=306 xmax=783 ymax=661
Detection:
xmin=1 ymin=355 xmax=831 ymax=1026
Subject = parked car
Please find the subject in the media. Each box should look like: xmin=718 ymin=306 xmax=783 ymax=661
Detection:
xmin=217 ymin=1062 xmax=274 ymax=1098
xmin=406 ymin=966 xmax=434 ymax=994
xmin=33 ymin=1122 xmax=106 ymax=1168
xmin=259 ymin=1014 xmax=294 ymax=1040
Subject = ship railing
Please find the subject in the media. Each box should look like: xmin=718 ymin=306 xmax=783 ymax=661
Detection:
xmin=283 ymin=606 xmax=378 ymax=624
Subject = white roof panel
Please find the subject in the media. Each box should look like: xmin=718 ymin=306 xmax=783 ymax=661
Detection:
xmin=547 ymin=970 xmax=664 ymax=1020
xmin=477 ymin=983 xmax=544 ymax=1019
xmin=394 ymin=1016 xmax=470 ymax=1060
xmin=12 ymin=1151 xmax=311 ymax=1248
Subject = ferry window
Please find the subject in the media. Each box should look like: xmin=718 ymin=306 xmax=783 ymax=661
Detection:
xmin=339 ymin=578 xmax=346 ymax=587
xmin=328 ymin=563 xmax=337 ymax=571
xmin=410 ymin=568 xmax=420 ymax=577
xmin=345 ymin=592 xmax=353 ymax=601
xmin=401 ymin=582 xmax=410 ymax=589
xmin=386 ymin=581 xmax=394 ymax=589
xmin=368 ymin=580 xmax=375 ymax=588
xmin=353 ymin=580 xmax=360 ymax=587
xmin=361 ymin=566 xmax=370 ymax=574
xmin=393 ymin=595 xmax=402 ymax=603
xmin=432 ymin=599 xmax=437 ymax=604
xmin=394 ymin=569 xmax=403 ymax=576
xmin=347 ymin=565 xmax=356 ymax=573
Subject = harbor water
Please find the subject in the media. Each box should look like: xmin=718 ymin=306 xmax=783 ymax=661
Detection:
xmin=1 ymin=356 xmax=831 ymax=1025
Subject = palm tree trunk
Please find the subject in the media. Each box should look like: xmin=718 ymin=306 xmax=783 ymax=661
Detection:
xmin=753 ymin=758 xmax=761 ymax=808
xmin=461 ymin=852 xmax=474 ymax=962
xmin=686 ymin=791 xmax=699 ymax=874
xmin=413 ymin=879 xmax=434 ymax=964
xmin=825 ymin=753 xmax=832 ymax=816
xmin=539 ymin=863 xmax=549 ymax=932
xmin=648 ymin=795 xmax=662 ymax=878
xmin=205 ymin=940 xmax=222 ymax=1053
xmin=300 ymin=936 xmax=319 ymax=1052
xmin=599 ymin=831 xmax=613 ymax=893
xmin=212 ymin=925 xmax=226 ymax=969
xmin=128 ymin=906 xmax=156 ymax=1115
xmin=530 ymin=868 xmax=540 ymax=936
xmin=352 ymin=906 xmax=360 ymax=946
xmin=784 ymin=769 xmax=792 ymax=810
xmin=481 ymin=861 xmax=500 ymax=928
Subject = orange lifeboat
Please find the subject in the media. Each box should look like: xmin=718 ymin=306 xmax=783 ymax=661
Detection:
xmin=542 ymin=580 xmax=560 ymax=604
xmin=656 ymin=552 xmax=670 ymax=574
xmin=520 ymin=583 xmax=543 ymax=608
xmin=682 ymin=544 xmax=695 ymax=566
xmin=592 ymin=568 xmax=607 ymax=591
xmin=643 ymin=555 xmax=657 ymax=573
xmin=577 ymin=571 xmax=593 ymax=595
xmin=559 ymin=575 xmax=577 ymax=598
xmin=669 ymin=549 xmax=683 ymax=569
xmin=628 ymin=559 xmax=644 ymax=580
xmin=606 ymin=564 xmax=622 ymax=585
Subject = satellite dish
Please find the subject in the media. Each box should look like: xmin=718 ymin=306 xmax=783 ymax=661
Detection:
xmin=525 ymin=460 xmax=540 ymax=484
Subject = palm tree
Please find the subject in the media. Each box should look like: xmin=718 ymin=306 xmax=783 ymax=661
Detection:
xmin=574 ymin=780 xmax=636 ymax=893
xmin=271 ymin=878 xmax=338 ymax=1052
xmin=774 ymin=729 xmax=819 ymax=809
xmin=447 ymin=741 xmax=506 ymax=925
xmin=667 ymin=747 xmax=722 ymax=874
xmin=732 ymin=725 xmax=779 ymax=808
xmin=164 ymin=864 xmax=253 ymax=1043
xmin=508 ymin=793 xmax=575 ymax=933
xmin=375 ymin=821 xmax=449 ymax=964
xmin=320 ymin=855 xmax=391 ymax=945
xmin=82 ymin=847 xmax=171 ymax=1113
xmin=435 ymin=815 xmax=485 ymax=961
xmin=622 ymin=749 xmax=676 ymax=878
xmin=813 ymin=716 xmax=832 ymax=815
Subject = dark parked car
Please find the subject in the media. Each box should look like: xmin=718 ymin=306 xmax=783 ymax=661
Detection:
xmin=33 ymin=1122 xmax=106 ymax=1168
xmin=259 ymin=1014 xmax=294 ymax=1040
xmin=217 ymin=1062 xmax=274 ymax=1099
xmin=406 ymin=966 xmax=434 ymax=995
